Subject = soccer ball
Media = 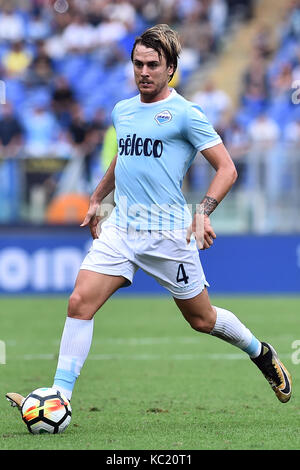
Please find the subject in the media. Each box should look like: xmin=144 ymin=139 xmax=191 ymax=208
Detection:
xmin=21 ymin=387 xmax=72 ymax=434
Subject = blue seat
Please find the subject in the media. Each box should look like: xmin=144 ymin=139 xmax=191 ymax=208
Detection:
xmin=3 ymin=78 xmax=25 ymax=106
xmin=267 ymin=97 xmax=293 ymax=127
xmin=57 ymin=54 xmax=90 ymax=85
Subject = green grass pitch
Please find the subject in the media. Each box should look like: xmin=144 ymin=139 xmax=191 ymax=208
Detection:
xmin=1 ymin=295 xmax=299 ymax=450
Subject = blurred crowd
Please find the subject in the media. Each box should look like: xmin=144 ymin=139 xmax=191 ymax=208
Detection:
xmin=0 ymin=0 xmax=253 ymax=179
xmin=2 ymin=0 xmax=299 ymax=211
xmin=190 ymin=0 xmax=300 ymax=191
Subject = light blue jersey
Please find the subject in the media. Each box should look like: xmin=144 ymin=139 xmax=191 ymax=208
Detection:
xmin=109 ymin=88 xmax=222 ymax=230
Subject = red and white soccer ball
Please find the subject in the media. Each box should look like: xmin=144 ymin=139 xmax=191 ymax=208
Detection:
xmin=21 ymin=387 xmax=72 ymax=434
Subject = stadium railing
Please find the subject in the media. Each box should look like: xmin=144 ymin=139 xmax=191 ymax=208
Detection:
xmin=1 ymin=140 xmax=300 ymax=234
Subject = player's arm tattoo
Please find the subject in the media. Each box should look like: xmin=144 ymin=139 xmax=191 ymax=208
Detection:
xmin=196 ymin=195 xmax=218 ymax=216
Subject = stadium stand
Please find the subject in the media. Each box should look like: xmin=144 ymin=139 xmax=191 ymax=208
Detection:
xmin=0 ymin=0 xmax=299 ymax=231
xmin=186 ymin=0 xmax=300 ymax=233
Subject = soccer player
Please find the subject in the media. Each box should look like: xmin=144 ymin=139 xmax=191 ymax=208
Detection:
xmin=7 ymin=24 xmax=291 ymax=412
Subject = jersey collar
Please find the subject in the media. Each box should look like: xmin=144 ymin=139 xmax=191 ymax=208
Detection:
xmin=138 ymin=88 xmax=177 ymax=106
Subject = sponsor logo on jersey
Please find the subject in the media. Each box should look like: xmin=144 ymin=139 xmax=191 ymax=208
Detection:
xmin=119 ymin=134 xmax=163 ymax=158
xmin=154 ymin=110 xmax=172 ymax=125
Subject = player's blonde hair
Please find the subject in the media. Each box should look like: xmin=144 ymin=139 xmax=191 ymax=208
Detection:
xmin=131 ymin=24 xmax=181 ymax=82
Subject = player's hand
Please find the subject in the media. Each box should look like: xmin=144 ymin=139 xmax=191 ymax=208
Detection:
xmin=80 ymin=202 xmax=101 ymax=239
xmin=186 ymin=213 xmax=216 ymax=250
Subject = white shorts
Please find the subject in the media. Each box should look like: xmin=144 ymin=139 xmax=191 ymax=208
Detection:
xmin=80 ymin=221 xmax=209 ymax=299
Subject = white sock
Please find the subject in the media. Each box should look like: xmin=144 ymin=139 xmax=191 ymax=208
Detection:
xmin=210 ymin=306 xmax=261 ymax=358
xmin=53 ymin=317 xmax=94 ymax=400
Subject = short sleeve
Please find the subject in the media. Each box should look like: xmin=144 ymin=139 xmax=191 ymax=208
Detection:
xmin=111 ymin=103 xmax=118 ymax=128
xmin=185 ymin=104 xmax=222 ymax=151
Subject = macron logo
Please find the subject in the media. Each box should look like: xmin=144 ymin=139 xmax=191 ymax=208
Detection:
xmin=119 ymin=114 xmax=134 ymax=122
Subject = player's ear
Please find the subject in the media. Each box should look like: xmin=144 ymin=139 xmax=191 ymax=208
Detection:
xmin=167 ymin=64 xmax=174 ymax=81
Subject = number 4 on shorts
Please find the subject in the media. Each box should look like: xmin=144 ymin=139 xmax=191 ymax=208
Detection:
xmin=176 ymin=263 xmax=189 ymax=284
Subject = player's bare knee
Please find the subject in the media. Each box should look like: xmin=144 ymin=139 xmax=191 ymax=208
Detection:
xmin=189 ymin=317 xmax=212 ymax=333
xmin=188 ymin=310 xmax=216 ymax=334
xmin=67 ymin=292 xmax=90 ymax=320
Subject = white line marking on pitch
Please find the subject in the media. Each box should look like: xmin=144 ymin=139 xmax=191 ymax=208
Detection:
xmin=9 ymin=337 xmax=291 ymax=361
xmin=51 ymin=336 xmax=203 ymax=346
xmin=18 ymin=352 xmax=291 ymax=361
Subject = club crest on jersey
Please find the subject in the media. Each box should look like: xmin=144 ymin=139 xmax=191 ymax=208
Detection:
xmin=155 ymin=110 xmax=172 ymax=125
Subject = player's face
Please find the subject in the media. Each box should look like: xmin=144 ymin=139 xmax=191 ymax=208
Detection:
xmin=133 ymin=44 xmax=174 ymax=103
